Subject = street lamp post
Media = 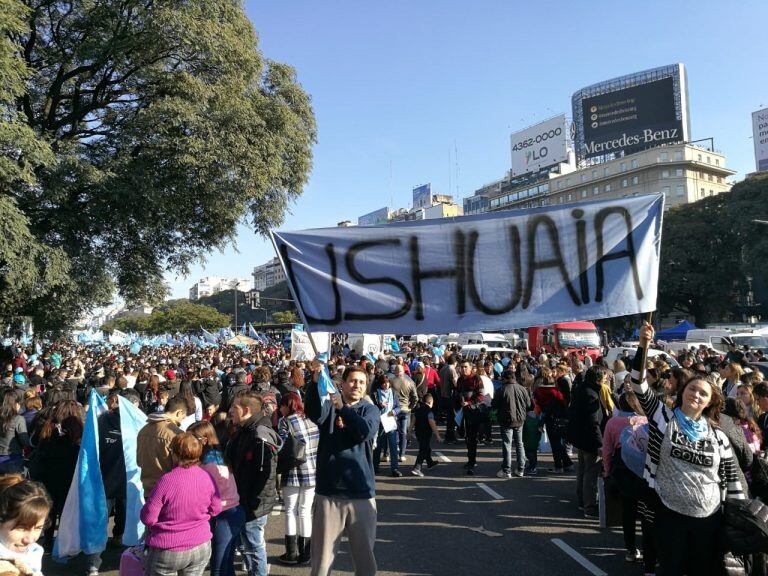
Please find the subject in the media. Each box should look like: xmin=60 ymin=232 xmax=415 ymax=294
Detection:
xmin=232 ymin=280 xmax=239 ymax=332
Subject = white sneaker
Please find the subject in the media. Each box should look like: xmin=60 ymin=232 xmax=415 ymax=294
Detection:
xmin=496 ymin=469 xmax=511 ymax=479
xmin=399 ymin=455 xmax=406 ymax=462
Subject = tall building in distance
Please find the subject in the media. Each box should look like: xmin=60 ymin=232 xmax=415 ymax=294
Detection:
xmin=357 ymin=183 xmax=463 ymax=226
xmin=189 ymin=277 xmax=251 ymax=300
xmin=252 ymin=258 xmax=287 ymax=291
xmin=464 ymin=63 xmax=734 ymax=215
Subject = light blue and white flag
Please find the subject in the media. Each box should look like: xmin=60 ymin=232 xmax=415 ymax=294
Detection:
xmin=117 ymin=395 xmax=147 ymax=546
xmin=317 ymin=359 xmax=338 ymax=432
xmin=201 ymin=327 xmax=218 ymax=344
xmin=54 ymin=390 xmax=109 ymax=559
xmin=240 ymin=322 xmax=247 ymax=335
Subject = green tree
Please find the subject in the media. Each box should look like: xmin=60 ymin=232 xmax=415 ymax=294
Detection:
xmin=103 ymin=300 xmax=230 ymax=334
xmin=657 ymin=173 xmax=768 ymax=326
xmin=271 ymin=310 xmax=298 ymax=324
xmin=1 ymin=0 xmax=316 ymax=333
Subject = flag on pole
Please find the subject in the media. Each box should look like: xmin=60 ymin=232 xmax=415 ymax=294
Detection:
xmin=240 ymin=322 xmax=247 ymax=335
xmin=201 ymin=327 xmax=218 ymax=344
xmin=248 ymin=323 xmax=259 ymax=339
xmin=54 ymin=390 xmax=109 ymax=559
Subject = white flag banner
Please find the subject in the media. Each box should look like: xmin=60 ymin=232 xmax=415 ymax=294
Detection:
xmin=271 ymin=194 xmax=664 ymax=334
xmin=290 ymin=329 xmax=331 ymax=360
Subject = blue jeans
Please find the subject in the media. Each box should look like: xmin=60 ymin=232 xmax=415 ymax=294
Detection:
xmin=241 ymin=514 xmax=268 ymax=576
xmin=396 ymin=412 xmax=410 ymax=458
xmin=374 ymin=428 xmax=399 ymax=472
xmin=500 ymin=426 xmax=526 ymax=474
xmin=212 ymin=505 xmax=246 ymax=576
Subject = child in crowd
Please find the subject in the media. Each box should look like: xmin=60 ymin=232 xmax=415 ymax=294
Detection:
xmin=0 ymin=474 xmax=52 ymax=576
xmin=522 ymin=409 xmax=542 ymax=476
xmin=411 ymin=394 xmax=441 ymax=477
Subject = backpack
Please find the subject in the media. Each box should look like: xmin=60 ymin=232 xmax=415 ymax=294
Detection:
xmin=722 ymin=497 xmax=768 ymax=556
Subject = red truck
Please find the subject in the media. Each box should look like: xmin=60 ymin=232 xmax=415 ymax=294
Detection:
xmin=527 ymin=321 xmax=602 ymax=361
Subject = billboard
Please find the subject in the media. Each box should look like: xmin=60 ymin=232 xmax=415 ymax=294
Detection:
xmin=510 ymin=115 xmax=569 ymax=176
xmin=358 ymin=207 xmax=390 ymax=226
xmin=413 ymin=184 xmax=432 ymax=209
xmin=580 ymin=77 xmax=683 ymax=159
xmin=753 ymin=107 xmax=768 ymax=172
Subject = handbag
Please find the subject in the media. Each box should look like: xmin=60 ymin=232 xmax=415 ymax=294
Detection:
xmin=277 ymin=426 xmax=307 ymax=474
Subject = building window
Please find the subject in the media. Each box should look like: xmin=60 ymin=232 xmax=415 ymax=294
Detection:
xmin=700 ymin=188 xmax=705 ymax=198
xmin=715 ymin=159 xmax=720 ymax=166
xmin=676 ymin=185 xmax=685 ymax=197
xmin=717 ymin=176 xmax=722 ymax=184
xmin=565 ymin=178 xmax=571 ymax=186
xmin=559 ymin=196 xmax=563 ymax=204
xmin=605 ymin=184 xmax=611 ymax=192
xmin=581 ymin=190 xmax=587 ymax=198
xmin=675 ymin=168 xmax=684 ymax=177
xmin=699 ymin=171 xmax=705 ymax=179
xmin=557 ymin=180 xmax=564 ymax=189
xmin=674 ymin=151 xmax=683 ymax=160
xmin=631 ymin=175 xmax=639 ymax=185
xmin=592 ymin=170 xmax=597 ymax=179
xmin=661 ymin=170 xmax=669 ymax=178
xmin=662 ymin=186 xmax=671 ymax=196
xmin=708 ymin=174 xmax=713 ymax=181
xmin=709 ymin=190 xmax=714 ymax=196
xmin=604 ymin=167 xmax=610 ymax=176
xmin=593 ymin=186 xmax=599 ymax=195
xmin=631 ymin=159 xmax=639 ymax=168
xmin=581 ymin=173 xmax=587 ymax=182
xmin=698 ymin=154 xmax=702 ymax=162
xmin=622 ymin=178 xmax=628 ymax=188
xmin=620 ymin=162 xmax=627 ymax=172
xmin=706 ymin=156 xmax=711 ymax=164
xmin=660 ymin=152 xmax=669 ymax=161
xmin=566 ymin=193 xmax=572 ymax=201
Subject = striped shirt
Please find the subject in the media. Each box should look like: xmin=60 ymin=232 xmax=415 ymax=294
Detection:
xmin=630 ymin=346 xmax=745 ymax=513
xmin=278 ymin=413 xmax=320 ymax=487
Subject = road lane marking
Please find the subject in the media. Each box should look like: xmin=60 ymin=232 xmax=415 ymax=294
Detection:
xmin=434 ymin=451 xmax=452 ymax=462
xmin=476 ymin=482 xmax=504 ymax=500
xmin=551 ymin=539 xmax=607 ymax=576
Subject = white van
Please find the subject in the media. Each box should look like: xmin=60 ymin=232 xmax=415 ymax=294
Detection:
xmin=685 ymin=329 xmax=731 ymax=351
xmin=457 ymin=332 xmax=514 ymax=350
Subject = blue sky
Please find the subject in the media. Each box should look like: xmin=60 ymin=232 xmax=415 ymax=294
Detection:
xmin=165 ymin=0 xmax=768 ymax=298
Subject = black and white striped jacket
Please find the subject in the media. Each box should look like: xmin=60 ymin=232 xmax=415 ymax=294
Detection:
xmin=630 ymin=345 xmax=745 ymax=502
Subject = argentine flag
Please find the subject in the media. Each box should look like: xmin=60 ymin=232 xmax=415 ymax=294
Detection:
xmin=55 ymin=390 xmax=109 ymax=559
xmin=118 ymin=395 xmax=148 ymax=545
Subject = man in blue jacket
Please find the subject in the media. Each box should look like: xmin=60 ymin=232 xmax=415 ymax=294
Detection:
xmin=305 ymin=364 xmax=380 ymax=576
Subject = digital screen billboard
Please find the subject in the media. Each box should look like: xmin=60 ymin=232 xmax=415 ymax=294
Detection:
xmin=412 ymin=184 xmax=432 ymax=209
xmin=580 ymin=77 xmax=683 ymax=158
xmin=510 ymin=115 xmax=569 ymax=176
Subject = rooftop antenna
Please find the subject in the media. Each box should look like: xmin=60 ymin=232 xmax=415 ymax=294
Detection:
xmin=388 ymin=159 xmax=393 ymax=211
xmin=448 ymin=146 xmax=452 ymax=197
xmin=454 ymin=140 xmax=460 ymax=198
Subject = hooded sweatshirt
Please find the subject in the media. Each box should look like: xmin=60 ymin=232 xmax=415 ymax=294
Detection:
xmin=137 ymin=413 xmax=183 ymax=498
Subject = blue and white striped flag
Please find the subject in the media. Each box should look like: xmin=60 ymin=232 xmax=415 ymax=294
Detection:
xmin=117 ymin=396 xmax=147 ymax=546
xmin=54 ymin=390 xmax=109 ymax=559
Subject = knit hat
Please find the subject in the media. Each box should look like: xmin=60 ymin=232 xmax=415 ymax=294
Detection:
xmin=12 ymin=374 xmax=25 ymax=384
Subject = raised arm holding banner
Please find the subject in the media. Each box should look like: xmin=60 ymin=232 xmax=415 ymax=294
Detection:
xmin=270 ymin=194 xmax=664 ymax=334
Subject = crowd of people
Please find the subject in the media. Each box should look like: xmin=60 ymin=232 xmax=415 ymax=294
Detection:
xmin=0 ymin=326 xmax=767 ymax=575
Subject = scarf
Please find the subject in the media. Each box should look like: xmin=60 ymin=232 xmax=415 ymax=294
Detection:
xmin=375 ymin=388 xmax=393 ymax=414
xmin=598 ymin=384 xmax=615 ymax=415
xmin=674 ymin=407 xmax=709 ymax=443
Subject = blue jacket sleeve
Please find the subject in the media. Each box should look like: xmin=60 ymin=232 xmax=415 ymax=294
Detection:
xmin=339 ymin=404 xmax=380 ymax=443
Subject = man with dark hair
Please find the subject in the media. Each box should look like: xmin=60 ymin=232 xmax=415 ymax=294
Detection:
xmin=455 ymin=360 xmax=485 ymax=475
xmin=226 ymin=390 xmax=282 ymax=576
xmin=493 ymin=370 xmax=531 ymax=478
xmin=438 ymin=355 xmax=458 ymax=440
xmin=305 ymin=364 xmax=380 ymax=576
xmin=137 ymin=395 xmax=187 ymax=498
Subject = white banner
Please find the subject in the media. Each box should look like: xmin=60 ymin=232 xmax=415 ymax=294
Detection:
xmin=510 ymin=115 xmax=569 ymax=176
xmin=272 ymin=194 xmax=664 ymax=334
xmin=290 ymin=329 xmax=330 ymax=361
xmin=753 ymin=107 xmax=768 ymax=172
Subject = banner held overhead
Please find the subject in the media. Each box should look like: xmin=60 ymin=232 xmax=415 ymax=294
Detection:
xmin=271 ymin=194 xmax=664 ymax=334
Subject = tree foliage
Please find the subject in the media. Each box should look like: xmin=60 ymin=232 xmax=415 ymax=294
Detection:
xmin=657 ymin=173 xmax=768 ymax=326
xmin=102 ymin=299 xmax=230 ymax=334
xmin=271 ymin=310 xmax=298 ymax=324
xmin=196 ymin=282 xmax=297 ymax=324
xmin=1 ymin=0 xmax=316 ymax=333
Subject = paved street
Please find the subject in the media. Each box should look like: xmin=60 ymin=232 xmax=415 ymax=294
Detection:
xmin=44 ymin=442 xmax=639 ymax=576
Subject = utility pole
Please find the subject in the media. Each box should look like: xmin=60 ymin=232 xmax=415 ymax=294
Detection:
xmin=232 ymin=280 xmax=238 ymax=331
